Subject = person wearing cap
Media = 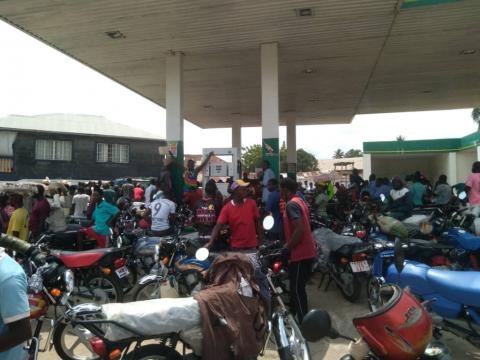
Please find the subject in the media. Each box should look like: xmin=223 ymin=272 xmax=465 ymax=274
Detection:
xmin=280 ymin=178 xmax=317 ymax=323
xmin=207 ymin=179 xmax=262 ymax=250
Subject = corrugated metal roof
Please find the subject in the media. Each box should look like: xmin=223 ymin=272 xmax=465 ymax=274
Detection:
xmin=0 ymin=114 xmax=164 ymax=140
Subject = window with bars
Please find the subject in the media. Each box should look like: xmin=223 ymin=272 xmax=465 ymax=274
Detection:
xmin=0 ymin=158 xmax=13 ymax=173
xmin=35 ymin=140 xmax=72 ymax=161
xmin=96 ymin=143 xmax=129 ymax=164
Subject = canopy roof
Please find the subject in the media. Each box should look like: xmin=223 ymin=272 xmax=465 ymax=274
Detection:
xmin=1 ymin=0 xmax=479 ymax=128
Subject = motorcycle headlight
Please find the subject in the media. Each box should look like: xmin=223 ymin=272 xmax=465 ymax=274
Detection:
xmin=63 ymin=270 xmax=74 ymax=294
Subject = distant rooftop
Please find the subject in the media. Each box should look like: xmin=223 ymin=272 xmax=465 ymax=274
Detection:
xmin=0 ymin=114 xmax=164 ymax=140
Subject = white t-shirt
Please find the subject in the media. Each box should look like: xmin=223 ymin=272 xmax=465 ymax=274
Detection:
xmin=149 ymin=198 xmax=176 ymax=232
xmin=262 ymin=168 xmax=276 ymax=203
xmin=144 ymin=184 xmax=157 ymax=207
xmin=72 ymin=194 xmax=90 ymax=218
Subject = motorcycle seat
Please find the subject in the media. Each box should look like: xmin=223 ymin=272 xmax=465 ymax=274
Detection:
xmin=52 ymin=248 xmax=118 ymax=268
xmin=427 ymin=268 xmax=480 ymax=307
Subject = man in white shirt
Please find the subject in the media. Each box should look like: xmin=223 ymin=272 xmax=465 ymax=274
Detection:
xmin=72 ymin=187 xmax=90 ymax=218
xmin=148 ymin=190 xmax=177 ymax=236
xmin=261 ymin=160 xmax=276 ymax=204
xmin=144 ymin=179 xmax=157 ymax=208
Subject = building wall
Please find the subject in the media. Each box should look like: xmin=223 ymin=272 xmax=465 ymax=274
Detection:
xmin=8 ymin=132 xmax=165 ymax=180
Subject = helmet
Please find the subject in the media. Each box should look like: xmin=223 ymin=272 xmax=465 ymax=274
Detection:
xmin=353 ymin=284 xmax=432 ymax=360
xmin=116 ymin=196 xmax=132 ymax=210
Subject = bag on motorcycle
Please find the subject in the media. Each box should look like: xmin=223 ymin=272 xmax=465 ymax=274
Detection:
xmin=194 ymin=252 xmax=267 ymax=360
xmin=377 ymin=215 xmax=409 ymax=239
xmin=101 ymin=297 xmax=201 ymax=341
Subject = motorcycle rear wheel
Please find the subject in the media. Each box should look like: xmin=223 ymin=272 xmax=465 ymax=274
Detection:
xmin=126 ymin=344 xmax=182 ymax=360
xmin=53 ymin=322 xmax=99 ymax=360
xmin=337 ymin=268 xmax=361 ymax=303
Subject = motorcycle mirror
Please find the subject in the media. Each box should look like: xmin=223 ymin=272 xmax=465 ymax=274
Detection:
xmin=300 ymin=309 xmax=333 ymax=342
xmin=380 ymin=194 xmax=386 ymax=203
xmin=195 ymin=247 xmax=210 ymax=261
xmin=458 ymin=191 xmax=467 ymax=201
xmin=394 ymin=238 xmax=405 ymax=273
xmin=263 ymin=215 xmax=275 ymax=231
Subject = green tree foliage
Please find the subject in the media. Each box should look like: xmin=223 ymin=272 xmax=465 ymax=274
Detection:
xmin=344 ymin=149 xmax=363 ymax=158
xmin=472 ymin=108 xmax=480 ymax=131
xmin=242 ymin=142 xmax=318 ymax=173
xmin=333 ymin=149 xmax=344 ymax=159
xmin=396 ymin=135 xmax=405 ymax=141
xmin=297 ymin=148 xmax=319 ymax=172
xmin=241 ymin=144 xmax=262 ymax=171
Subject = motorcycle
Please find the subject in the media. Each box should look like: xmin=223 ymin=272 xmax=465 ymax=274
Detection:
xmin=61 ymin=246 xmax=317 ymax=360
xmin=132 ymin=231 xmax=211 ymax=301
xmin=301 ymin=284 xmax=451 ymax=360
xmin=371 ymin=237 xmax=480 ymax=348
xmin=32 ymin=235 xmax=128 ymax=305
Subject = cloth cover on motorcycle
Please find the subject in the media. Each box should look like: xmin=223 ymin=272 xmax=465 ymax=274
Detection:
xmin=313 ymin=227 xmax=362 ymax=268
xmin=376 ymin=215 xmax=409 ymax=239
xmin=101 ymin=297 xmax=201 ymax=341
xmin=194 ymin=252 xmax=267 ymax=360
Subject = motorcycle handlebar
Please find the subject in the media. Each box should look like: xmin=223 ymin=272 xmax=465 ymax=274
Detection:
xmin=259 ymin=240 xmax=282 ymax=252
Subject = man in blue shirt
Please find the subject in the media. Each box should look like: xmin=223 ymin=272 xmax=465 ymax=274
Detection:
xmin=261 ymin=160 xmax=276 ymax=204
xmin=265 ymin=178 xmax=283 ymax=241
xmin=0 ymin=248 xmax=31 ymax=360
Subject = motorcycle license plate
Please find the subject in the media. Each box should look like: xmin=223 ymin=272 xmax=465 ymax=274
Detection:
xmin=350 ymin=260 xmax=369 ymax=273
xmin=115 ymin=266 xmax=130 ymax=279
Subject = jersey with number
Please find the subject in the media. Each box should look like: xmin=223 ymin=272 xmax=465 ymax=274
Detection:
xmin=149 ymin=198 xmax=177 ymax=232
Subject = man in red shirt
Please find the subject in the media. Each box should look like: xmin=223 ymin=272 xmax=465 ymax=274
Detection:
xmin=280 ymin=178 xmax=317 ymax=323
xmin=29 ymin=185 xmax=51 ymax=239
xmin=207 ymin=180 xmax=262 ymax=250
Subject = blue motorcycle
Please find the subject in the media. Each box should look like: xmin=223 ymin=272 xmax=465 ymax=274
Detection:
xmin=132 ymin=233 xmax=212 ymax=301
xmin=369 ymin=238 xmax=480 ymax=348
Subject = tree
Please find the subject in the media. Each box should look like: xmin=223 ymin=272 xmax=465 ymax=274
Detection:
xmin=472 ymin=108 xmax=480 ymax=131
xmin=344 ymin=149 xmax=363 ymax=158
xmin=297 ymin=148 xmax=319 ymax=172
xmin=333 ymin=149 xmax=344 ymax=159
xmin=241 ymin=144 xmax=262 ymax=172
xmin=396 ymin=135 xmax=405 ymax=141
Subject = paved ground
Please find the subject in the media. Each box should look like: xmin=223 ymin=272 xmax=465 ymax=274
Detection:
xmin=38 ymin=273 xmax=480 ymax=359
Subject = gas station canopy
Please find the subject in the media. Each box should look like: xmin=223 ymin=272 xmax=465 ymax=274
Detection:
xmin=1 ymin=0 xmax=479 ymax=128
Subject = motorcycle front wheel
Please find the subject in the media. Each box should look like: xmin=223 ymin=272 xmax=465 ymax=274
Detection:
xmin=278 ymin=314 xmax=311 ymax=360
xmin=132 ymin=279 xmax=163 ymax=301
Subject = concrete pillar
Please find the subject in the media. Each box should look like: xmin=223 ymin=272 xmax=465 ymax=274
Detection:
xmin=448 ymin=152 xmax=458 ymax=185
xmin=286 ymin=118 xmax=297 ymax=180
xmin=363 ymin=153 xmax=372 ymax=180
xmin=232 ymin=123 xmax=241 ymax=149
xmin=477 ymin=146 xmax=480 ymax=161
xmin=166 ymin=51 xmax=184 ymax=202
xmin=261 ymin=42 xmax=280 ymax=177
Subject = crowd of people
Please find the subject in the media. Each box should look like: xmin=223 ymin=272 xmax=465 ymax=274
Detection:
xmin=2 ymin=153 xmax=480 ymax=358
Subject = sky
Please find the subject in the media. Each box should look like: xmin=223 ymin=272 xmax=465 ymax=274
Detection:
xmin=0 ymin=20 xmax=476 ymax=159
